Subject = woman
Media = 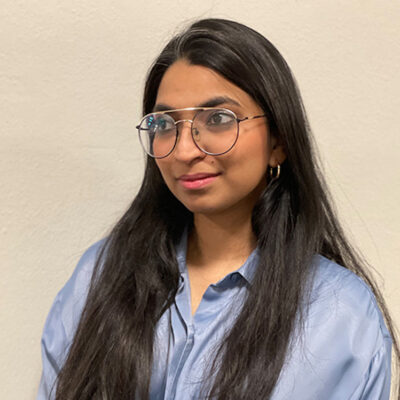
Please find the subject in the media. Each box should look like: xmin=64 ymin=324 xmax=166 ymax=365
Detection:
xmin=38 ymin=19 xmax=399 ymax=399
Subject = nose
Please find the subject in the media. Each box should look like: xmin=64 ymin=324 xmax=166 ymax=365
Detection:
xmin=173 ymin=120 xmax=205 ymax=162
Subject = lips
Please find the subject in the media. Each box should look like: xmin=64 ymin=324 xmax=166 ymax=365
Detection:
xmin=177 ymin=172 xmax=221 ymax=189
xmin=178 ymin=172 xmax=220 ymax=181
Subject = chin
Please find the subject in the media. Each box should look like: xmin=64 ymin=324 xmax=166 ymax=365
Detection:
xmin=180 ymin=200 xmax=223 ymax=215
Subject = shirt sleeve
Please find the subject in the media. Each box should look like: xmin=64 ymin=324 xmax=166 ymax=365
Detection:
xmin=270 ymin=256 xmax=393 ymax=400
xmin=310 ymin=258 xmax=393 ymax=400
xmin=349 ymin=335 xmax=392 ymax=400
xmin=37 ymin=291 xmax=67 ymax=400
xmin=36 ymin=240 xmax=104 ymax=400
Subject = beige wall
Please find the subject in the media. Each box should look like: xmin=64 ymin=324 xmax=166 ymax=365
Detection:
xmin=1 ymin=1 xmax=399 ymax=398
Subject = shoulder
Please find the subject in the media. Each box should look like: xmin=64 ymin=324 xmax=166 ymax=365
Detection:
xmin=38 ymin=239 xmax=107 ymax=398
xmin=303 ymin=255 xmax=392 ymax=381
xmin=41 ymin=239 xmax=107 ymax=352
xmin=308 ymin=255 xmax=391 ymax=343
xmin=273 ymin=256 xmax=393 ymax=399
xmin=56 ymin=239 xmax=106 ymax=318
xmin=311 ymin=256 xmax=389 ymax=329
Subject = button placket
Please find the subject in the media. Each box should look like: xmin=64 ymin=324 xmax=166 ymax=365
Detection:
xmin=166 ymin=274 xmax=196 ymax=399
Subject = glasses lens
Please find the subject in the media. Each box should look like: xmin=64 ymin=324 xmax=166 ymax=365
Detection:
xmin=193 ymin=109 xmax=238 ymax=155
xmin=138 ymin=113 xmax=176 ymax=158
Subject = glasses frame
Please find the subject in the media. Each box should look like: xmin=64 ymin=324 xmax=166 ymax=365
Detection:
xmin=136 ymin=107 xmax=266 ymax=159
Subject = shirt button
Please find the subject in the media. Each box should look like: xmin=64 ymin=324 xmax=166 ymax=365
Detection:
xmin=230 ymin=273 xmax=239 ymax=282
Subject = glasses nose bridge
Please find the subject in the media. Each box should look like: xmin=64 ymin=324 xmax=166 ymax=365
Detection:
xmin=175 ymin=118 xmax=194 ymax=131
xmin=174 ymin=118 xmax=197 ymax=140
xmin=173 ymin=118 xmax=204 ymax=158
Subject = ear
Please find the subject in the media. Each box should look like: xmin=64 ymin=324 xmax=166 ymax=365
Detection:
xmin=269 ymin=141 xmax=286 ymax=167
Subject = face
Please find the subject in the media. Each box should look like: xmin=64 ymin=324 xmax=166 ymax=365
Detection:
xmin=154 ymin=59 xmax=285 ymax=216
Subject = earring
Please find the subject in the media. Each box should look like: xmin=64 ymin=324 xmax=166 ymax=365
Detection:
xmin=269 ymin=164 xmax=281 ymax=179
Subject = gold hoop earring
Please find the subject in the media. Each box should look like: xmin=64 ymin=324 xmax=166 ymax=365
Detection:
xmin=269 ymin=164 xmax=281 ymax=179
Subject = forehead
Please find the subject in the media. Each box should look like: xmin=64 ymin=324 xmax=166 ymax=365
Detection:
xmin=155 ymin=60 xmax=259 ymax=111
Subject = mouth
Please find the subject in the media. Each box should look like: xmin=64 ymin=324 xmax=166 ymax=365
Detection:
xmin=178 ymin=172 xmax=221 ymax=189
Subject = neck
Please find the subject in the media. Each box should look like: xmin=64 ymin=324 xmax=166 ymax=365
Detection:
xmin=187 ymin=205 xmax=257 ymax=272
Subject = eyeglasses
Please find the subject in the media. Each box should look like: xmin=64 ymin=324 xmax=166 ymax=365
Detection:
xmin=136 ymin=107 xmax=266 ymax=159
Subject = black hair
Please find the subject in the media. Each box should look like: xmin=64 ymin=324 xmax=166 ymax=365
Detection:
xmin=55 ymin=18 xmax=399 ymax=399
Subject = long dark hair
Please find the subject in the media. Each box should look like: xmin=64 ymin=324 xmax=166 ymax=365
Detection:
xmin=55 ymin=18 xmax=399 ymax=399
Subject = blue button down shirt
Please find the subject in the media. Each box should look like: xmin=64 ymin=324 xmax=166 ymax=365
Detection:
xmin=37 ymin=231 xmax=392 ymax=399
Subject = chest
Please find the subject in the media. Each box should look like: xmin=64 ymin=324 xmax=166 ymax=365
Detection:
xmin=150 ymin=272 xmax=245 ymax=399
xmin=186 ymin=267 xmax=225 ymax=315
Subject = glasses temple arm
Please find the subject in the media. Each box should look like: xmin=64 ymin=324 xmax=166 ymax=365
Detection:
xmin=237 ymin=114 xmax=266 ymax=123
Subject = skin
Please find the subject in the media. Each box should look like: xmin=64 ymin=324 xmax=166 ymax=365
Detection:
xmin=154 ymin=60 xmax=286 ymax=314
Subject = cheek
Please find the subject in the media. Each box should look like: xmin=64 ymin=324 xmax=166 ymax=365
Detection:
xmin=155 ymin=161 xmax=172 ymax=185
xmin=233 ymin=129 xmax=270 ymax=176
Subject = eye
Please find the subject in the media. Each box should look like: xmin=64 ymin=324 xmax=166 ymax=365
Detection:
xmin=206 ymin=110 xmax=234 ymax=126
xmin=144 ymin=114 xmax=175 ymax=132
xmin=157 ymin=117 xmax=173 ymax=130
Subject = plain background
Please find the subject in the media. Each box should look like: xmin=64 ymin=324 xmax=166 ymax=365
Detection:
xmin=1 ymin=1 xmax=399 ymax=398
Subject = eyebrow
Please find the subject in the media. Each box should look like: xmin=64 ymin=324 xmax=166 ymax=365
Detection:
xmin=153 ymin=96 xmax=241 ymax=112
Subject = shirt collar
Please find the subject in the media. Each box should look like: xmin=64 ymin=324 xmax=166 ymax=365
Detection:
xmin=175 ymin=226 xmax=260 ymax=285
